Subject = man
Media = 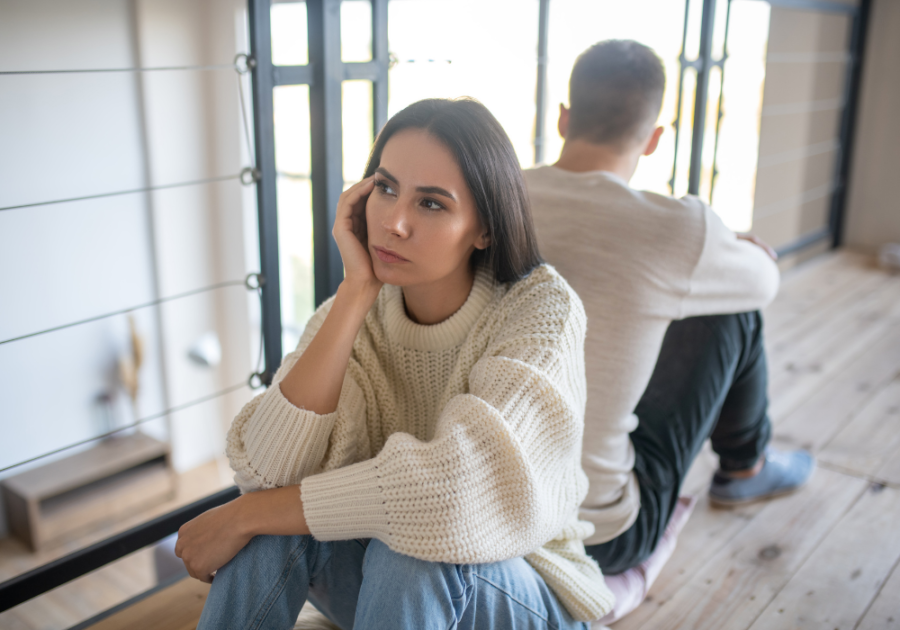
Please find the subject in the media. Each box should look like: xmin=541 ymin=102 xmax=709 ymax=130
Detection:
xmin=523 ymin=39 xmax=814 ymax=575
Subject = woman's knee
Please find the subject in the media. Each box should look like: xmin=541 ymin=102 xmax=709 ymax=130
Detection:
xmin=220 ymin=534 xmax=317 ymax=579
xmin=361 ymin=539 xmax=428 ymax=574
xmin=361 ymin=539 xmax=468 ymax=599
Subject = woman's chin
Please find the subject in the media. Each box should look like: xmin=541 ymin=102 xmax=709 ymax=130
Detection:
xmin=373 ymin=264 xmax=411 ymax=287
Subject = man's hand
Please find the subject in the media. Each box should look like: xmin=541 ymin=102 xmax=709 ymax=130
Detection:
xmin=737 ymin=233 xmax=778 ymax=261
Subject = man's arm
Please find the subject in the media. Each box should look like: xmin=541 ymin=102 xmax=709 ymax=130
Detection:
xmin=736 ymin=233 xmax=778 ymax=261
xmin=680 ymin=205 xmax=781 ymax=319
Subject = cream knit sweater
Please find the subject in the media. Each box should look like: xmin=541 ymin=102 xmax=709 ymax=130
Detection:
xmin=226 ymin=264 xmax=615 ymax=622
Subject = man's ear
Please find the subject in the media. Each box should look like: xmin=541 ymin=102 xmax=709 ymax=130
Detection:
xmin=643 ymin=126 xmax=665 ymax=156
xmin=558 ymin=104 xmax=570 ymax=139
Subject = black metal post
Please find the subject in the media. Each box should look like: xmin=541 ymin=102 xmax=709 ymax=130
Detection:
xmin=829 ymin=0 xmax=871 ymax=248
xmin=668 ymin=0 xmax=693 ymax=196
xmin=372 ymin=0 xmax=389 ymax=135
xmin=708 ymin=0 xmax=732 ymax=207
xmin=534 ymin=0 xmax=551 ymax=165
xmin=249 ymin=0 xmax=283 ymax=384
xmin=309 ymin=0 xmax=346 ymax=306
xmin=688 ymin=0 xmax=716 ymax=196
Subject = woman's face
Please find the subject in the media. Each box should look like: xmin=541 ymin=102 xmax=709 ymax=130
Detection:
xmin=366 ymin=128 xmax=489 ymax=288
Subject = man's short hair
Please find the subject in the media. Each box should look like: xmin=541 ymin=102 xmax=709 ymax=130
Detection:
xmin=567 ymin=40 xmax=666 ymax=146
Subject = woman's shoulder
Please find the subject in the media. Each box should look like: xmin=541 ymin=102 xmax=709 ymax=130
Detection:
xmin=490 ymin=264 xmax=587 ymax=343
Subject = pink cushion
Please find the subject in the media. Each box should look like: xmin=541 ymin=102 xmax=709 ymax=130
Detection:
xmin=594 ymin=495 xmax=697 ymax=627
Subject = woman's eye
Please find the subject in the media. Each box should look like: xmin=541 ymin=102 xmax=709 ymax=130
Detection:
xmin=421 ymin=198 xmax=444 ymax=211
xmin=375 ymin=180 xmax=395 ymax=195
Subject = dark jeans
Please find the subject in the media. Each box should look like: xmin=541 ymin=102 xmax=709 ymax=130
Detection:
xmin=586 ymin=312 xmax=772 ymax=574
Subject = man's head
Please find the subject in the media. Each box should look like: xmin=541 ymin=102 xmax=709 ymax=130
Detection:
xmin=561 ymin=40 xmax=666 ymax=152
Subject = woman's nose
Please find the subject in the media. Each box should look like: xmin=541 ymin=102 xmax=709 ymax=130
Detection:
xmin=381 ymin=200 xmax=410 ymax=238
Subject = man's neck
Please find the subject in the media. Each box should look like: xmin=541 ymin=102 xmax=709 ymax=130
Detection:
xmin=552 ymin=138 xmax=640 ymax=183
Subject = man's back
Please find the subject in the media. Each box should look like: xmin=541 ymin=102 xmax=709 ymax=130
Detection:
xmin=524 ymin=164 xmax=780 ymax=544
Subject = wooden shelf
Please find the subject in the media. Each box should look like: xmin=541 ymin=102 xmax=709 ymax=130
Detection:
xmin=1 ymin=433 xmax=175 ymax=551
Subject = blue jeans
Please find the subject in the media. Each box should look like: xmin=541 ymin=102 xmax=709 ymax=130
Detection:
xmin=198 ymin=534 xmax=589 ymax=630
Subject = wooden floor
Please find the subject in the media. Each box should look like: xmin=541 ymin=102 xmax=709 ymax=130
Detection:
xmin=2 ymin=250 xmax=899 ymax=629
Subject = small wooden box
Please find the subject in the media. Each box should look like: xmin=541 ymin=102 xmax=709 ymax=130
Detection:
xmin=1 ymin=432 xmax=175 ymax=551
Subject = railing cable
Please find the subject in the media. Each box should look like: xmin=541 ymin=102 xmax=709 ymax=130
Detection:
xmin=0 ymin=64 xmax=234 ymax=76
xmin=0 ymin=279 xmax=246 ymax=346
xmin=0 ymin=382 xmax=247 ymax=475
xmin=0 ymin=174 xmax=241 ymax=213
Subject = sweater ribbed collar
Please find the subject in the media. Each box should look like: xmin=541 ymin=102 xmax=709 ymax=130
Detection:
xmin=381 ymin=267 xmax=495 ymax=352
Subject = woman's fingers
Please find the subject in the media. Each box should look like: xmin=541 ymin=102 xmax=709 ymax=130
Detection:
xmin=337 ymin=176 xmax=377 ymax=216
xmin=330 ymin=176 xmax=382 ymax=288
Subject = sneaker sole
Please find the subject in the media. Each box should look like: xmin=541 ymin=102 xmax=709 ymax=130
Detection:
xmin=708 ymin=483 xmax=804 ymax=507
xmin=708 ymin=460 xmax=816 ymax=507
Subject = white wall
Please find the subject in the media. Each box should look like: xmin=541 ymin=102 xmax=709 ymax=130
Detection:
xmin=844 ymin=0 xmax=900 ymax=251
xmin=133 ymin=0 xmax=257 ymax=472
xmin=0 ymin=0 xmax=258 ymax=538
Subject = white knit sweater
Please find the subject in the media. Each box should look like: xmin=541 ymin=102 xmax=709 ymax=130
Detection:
xmin=226 ymin=264 xmax=615 ymax=621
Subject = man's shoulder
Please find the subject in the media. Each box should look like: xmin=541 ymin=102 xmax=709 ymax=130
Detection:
xmin=524 ymin=166 xmax=708 ymax=241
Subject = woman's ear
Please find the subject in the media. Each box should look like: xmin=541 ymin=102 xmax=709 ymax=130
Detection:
xmin=475 ymin=228 xmax=491 ymax=251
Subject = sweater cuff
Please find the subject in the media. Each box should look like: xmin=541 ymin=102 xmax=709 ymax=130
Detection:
xmin=301 ymin=458 xmax=392 ymax=543
xmin=248 ymin=384 xmax=337 ymax=461
xmin=234 ymin=384 xmax=338 ymax=490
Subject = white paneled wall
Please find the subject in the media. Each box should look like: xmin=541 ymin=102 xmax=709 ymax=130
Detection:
xmin=845 ymin=0 xmax=900 ymax=251
xmin=0 ymin=0 xmax=259 ymax=536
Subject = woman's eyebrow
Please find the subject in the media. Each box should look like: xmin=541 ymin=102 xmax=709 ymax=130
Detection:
xmin=375 ymin=167 xmax=398 ymax=183
xmin=416 ymin=185 xmax=456 ymax=202
xmin=375 ymin=167 xmax=457 ymax=202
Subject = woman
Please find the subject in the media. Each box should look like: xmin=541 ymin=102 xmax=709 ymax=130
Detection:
xmin=176 ymin=98 xmax=614 ymax=629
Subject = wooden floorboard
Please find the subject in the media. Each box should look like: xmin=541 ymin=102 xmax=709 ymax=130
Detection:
xmin=772 ymin=324 xmax=900 ymax=455
xmin=746 ymin=484 xmax=900 ymax=630
xmin=764 ymin=252 xmax=881 ymax=345
xmin=85 ymin=579 xmax=210 ymax=630
xmin=766 ymin=275 xmax=900 ymax=422
xmin=819 ymin=377 xmax=900 ymax=485
xmin=618 ymin=469 xmax=867 ymax=630
xmin=856 ymin=555 xmax=900 ymax=630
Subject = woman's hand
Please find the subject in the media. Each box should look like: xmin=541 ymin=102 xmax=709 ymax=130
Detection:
xmin=279 ymin=178 xmax=383 ymax=414
xmin=174 ymin=500 xmax=253 ymax=584
xmin=174 ymin=487 xmax=311 ymax=583
xmin=333 ymin=176 xmax=382 ymax=292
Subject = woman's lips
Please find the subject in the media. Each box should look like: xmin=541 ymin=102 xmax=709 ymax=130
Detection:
xmin=373 ymin=246 xmax=409 ymax=264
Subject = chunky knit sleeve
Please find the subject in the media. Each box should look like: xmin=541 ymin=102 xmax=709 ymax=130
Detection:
xmin=226 ymin=298 xmax=370 ymax=493
xmin=300 ymin=273 xmax=590 ymax=565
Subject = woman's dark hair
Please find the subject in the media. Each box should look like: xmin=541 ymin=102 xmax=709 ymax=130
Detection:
xmin=363 ymin=98 xmax=543 ymax=284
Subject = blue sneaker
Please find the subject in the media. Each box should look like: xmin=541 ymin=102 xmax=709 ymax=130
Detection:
xmin=709 ymin=449 xmax=815 ymax=506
